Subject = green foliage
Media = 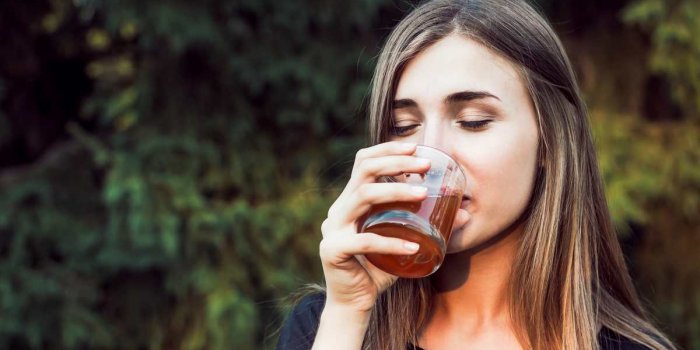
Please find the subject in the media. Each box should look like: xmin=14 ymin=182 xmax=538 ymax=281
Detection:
xmin=1 ymin=0 xmax=395 ymax=348
xmin=0 ymin=151 xmax=112 ymax=349
xmin=593 ymin=113 xmax=700 ymax=230
xmin=617 ymin=0 xmax=700 ymax=346
xmin=624 ymin=0 xmax=700 ymax=117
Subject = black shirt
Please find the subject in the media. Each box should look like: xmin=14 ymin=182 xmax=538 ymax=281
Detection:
xmin=276 ymin=293 xmax=650 ymax=350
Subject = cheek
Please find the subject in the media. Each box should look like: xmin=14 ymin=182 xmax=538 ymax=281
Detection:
xmin=468 ymin=125 xmax=538 ymax=222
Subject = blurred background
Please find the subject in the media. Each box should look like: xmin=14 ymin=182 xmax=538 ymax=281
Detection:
xmin=0 ymin=0 xmax=698 ymax=349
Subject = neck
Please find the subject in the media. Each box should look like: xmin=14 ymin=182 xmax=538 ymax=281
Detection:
xmin=429 ymin=223 xmax=523 ymax=328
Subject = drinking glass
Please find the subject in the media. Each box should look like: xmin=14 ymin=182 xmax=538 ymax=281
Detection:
xmin=360 ymin=145 xmax=466 ymax=278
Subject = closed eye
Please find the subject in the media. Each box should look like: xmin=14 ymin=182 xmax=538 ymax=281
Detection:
xmin=458 ymin=120 xmax=492 ymax=130
xmin=389 ymin=124 xmax=419 ymax=136
xmin=390 ymin=119 xmax=492 ymax=136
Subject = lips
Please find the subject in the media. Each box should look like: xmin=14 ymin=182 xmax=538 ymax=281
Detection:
xmin=453 ymin=207 xmax=471 ymax=231
xmin=453 ymin=194 xmax=472 ymax=229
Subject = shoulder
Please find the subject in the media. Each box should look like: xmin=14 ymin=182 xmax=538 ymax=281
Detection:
xmin=276 ymin=292 xmax=326 ymax=350
xmin=598 ymin=327 xmax=655 ymax=350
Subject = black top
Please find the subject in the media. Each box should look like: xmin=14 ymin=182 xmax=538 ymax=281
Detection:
xmin=276 ymin=293 xmax=650 ymax=350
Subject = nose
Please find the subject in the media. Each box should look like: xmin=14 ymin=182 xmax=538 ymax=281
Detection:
xmin=420 ymin=118 xmax=451 ymax=155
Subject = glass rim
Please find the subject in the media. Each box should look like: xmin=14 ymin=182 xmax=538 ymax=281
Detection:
xmin=414 ymin=145 xmax=467 ymax=190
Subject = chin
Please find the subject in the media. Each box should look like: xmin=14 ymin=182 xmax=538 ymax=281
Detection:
xmin=445 ymin=224 xmax=474 ymax=254
xmin=445 ymin=220 xmax=524 ymax=255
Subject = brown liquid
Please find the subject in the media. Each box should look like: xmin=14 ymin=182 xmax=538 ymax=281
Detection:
xmin=361 ymin=194 xmax=461 ymax=278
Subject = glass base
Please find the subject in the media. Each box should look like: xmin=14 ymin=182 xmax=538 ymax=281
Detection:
xmin=360 ymin=210 xmax=446 ymax=278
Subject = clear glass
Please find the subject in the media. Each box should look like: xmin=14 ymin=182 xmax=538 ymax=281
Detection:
xmin=360 ymin=145 xmax=467 ymax=278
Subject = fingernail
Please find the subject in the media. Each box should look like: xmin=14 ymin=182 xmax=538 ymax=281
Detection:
xmin=411 ymin=186 xmax=427 ymax=195
xmin=404 ymin=242 xmax=419 ymax=251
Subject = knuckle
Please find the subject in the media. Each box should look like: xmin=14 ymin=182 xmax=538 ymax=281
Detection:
xmin=356 ymin=158 xmax=375 ymax=176
xmin=327 ymin=204 xmax=337 ymax=218
xmin=318 ymin=239 xmax=332 ymax=258
xmin=355 ymin=184 xmax=370 ymax=199
xmin=320 ymin=218 xmax=331 ymax=234
xmin=356 ymin=235 xmax=373 ymax=252
xmin=355 ymin=148 xmax=369 ymax=161
xmin=355 ymin=184 xmax=376 ymax=205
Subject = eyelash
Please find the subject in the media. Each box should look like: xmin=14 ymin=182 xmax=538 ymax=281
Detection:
xmin=389 ymin=119 xmax=492 ymax=136
xmin=389 ymin=125 xmax=418 ymax=136
xmin=458 ymin=120 xmax=491 ymax=129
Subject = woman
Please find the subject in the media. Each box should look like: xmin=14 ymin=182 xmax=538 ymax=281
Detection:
xmin=277 ymin=0 xmax=675 ymax=349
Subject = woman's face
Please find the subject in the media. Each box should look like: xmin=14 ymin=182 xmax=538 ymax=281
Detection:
xmin=390 ymin=34 xmax=539 ymax=253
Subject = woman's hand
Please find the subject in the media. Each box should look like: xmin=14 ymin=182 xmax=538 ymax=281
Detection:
xmin=319 ymin=141 xmax=431 ymax=313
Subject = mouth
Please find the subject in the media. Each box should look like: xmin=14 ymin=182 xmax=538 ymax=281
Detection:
xmin=453 ymin=196 xmax=471 ymax=231
xmin=460 ymin=194 xmax=471 ymax=209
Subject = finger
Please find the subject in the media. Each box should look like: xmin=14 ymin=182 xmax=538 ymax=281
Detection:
xmin=354 ymin=254 xmax=400 ymax=284
xmin=335 ymin=142 xmax=415 ymax=205
xmin=352 ymin=155 xmax=430 ymax=182
xmin=320 ymin=218 xmax=332 ymax=237
xmin=331 ymin=153 xmax=428 ymax=219
xmin=319 ymin=232 xmax=420 ymax=265
xmin=339 ymin=182 xmax=427 ymax=224
xmin=330 ymin=142 xmax=422 ymax=222
xmin=352 ymin=142 xmax=417 ymax=169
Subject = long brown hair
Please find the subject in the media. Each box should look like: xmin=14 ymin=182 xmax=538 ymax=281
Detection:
xmin=364 ymin=0 xmax=675 ymax=349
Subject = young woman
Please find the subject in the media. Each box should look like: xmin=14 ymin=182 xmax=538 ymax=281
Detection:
xmin=277 ymin=0 xmax=675 ymax=349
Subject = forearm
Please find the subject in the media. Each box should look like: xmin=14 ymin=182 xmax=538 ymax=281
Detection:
xmin=312 ymin=305 xmax=371 ymax=350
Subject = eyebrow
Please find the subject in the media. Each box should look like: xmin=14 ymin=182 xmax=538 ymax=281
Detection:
xmin=392 ymin=90 xmax=501 ymax=109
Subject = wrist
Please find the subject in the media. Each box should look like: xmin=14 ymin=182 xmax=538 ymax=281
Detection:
xmin=321 ymin=301 xmax=372 ymax=325
xmin=314 ymin=304 xmax=371 ymax=350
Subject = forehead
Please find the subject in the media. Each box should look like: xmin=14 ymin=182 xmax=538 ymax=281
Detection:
xmin=395 ymin=35 xmax=527 ymax=105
